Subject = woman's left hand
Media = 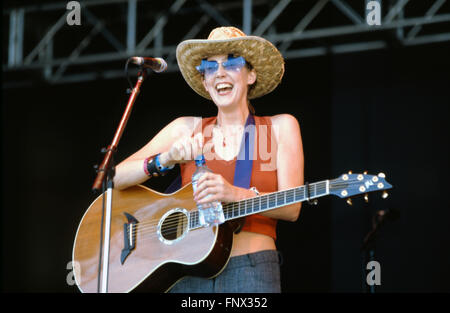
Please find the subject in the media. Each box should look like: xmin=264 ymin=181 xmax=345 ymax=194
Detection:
xmin=193 ymin=173 xmax=246 ymax=204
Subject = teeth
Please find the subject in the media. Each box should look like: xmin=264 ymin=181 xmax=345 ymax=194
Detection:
xmin=216 ymin=83 xmax=233 ymax=91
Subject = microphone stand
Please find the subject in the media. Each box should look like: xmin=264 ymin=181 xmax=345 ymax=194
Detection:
xmin=92 ymin=67 xmax=148 ymax=293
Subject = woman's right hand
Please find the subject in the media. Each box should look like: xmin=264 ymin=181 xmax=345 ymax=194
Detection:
xmin=159 ymin=132 xmax=203 ymax=168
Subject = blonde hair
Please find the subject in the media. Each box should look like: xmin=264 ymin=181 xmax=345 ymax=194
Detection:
xmin=246 ymin=61 xmax=256 ymax=114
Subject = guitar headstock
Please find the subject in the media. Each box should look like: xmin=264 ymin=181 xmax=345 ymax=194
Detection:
xmin=329 ymin=172 xmax=392 ymax=199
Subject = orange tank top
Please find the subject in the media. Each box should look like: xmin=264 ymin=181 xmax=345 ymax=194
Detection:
xmin=180 ymin=115 xmax=279 ymax=240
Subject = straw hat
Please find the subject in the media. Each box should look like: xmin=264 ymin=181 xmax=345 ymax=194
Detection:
xmin=176 ymin=26 xmax=285 ymax=100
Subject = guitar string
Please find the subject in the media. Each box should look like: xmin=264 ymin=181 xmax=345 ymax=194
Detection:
xmin=135 ymin=182 xmax=334 ymax=242
xmin=127 ymin=188 xmax=310 ymax=238
xmin=125 ymin=179 xmax=377 ymax=239
xmin=125 ymin=183 xmax=329 ymax=233
xmin=123 ymin=178 xmax=375 ymax=237
xmin=126 ymin=181 xmax=380 ymax=240
xmin=129 ymin=190 xmax=384 ymax=241
xmin=123 ymin=179 xmax=336 ymax=231
xmin=126 ymin=186 xmax=328 ymax=239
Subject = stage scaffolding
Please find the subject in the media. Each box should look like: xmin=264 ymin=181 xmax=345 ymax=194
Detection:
xmin=3 ymin=0 xmax=450 ymax=88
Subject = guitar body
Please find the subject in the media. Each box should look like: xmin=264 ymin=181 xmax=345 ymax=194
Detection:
xmin=72 ymin=183 xmax=234 ymax=293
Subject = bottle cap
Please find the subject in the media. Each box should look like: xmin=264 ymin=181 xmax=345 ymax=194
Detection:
xmin=194 ymin=154 xmax=206 ymax=166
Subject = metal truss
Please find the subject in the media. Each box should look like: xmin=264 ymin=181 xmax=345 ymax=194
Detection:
xmin=3 ymin=0 xmax=450 ymax=88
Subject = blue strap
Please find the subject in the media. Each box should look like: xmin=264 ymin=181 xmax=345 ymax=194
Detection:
xmin=233 ymin=114 xmax=255 ymax=189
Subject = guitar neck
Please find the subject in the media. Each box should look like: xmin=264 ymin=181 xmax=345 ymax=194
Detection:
xmin=189 ymin=180 xmax=329 ymax=229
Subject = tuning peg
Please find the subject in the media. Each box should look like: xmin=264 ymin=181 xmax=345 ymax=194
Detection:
xmin=364 ymin=193 xmax=369 ymax=203
xmin=348 ymin=170 xmax=352 ymax=174
xmin=378 ymin=172 xmax=386 ymax=178
xmin=346 ymin=198 xmax=353 ymax=206
xmin=382 ymin=191 xmax=389 ymax=199
xmin=363 ymin=171 xmax=368 ymax=175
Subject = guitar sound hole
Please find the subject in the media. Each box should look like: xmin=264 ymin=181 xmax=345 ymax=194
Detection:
xmin=160 ymin=211 xmax=188 ymax=241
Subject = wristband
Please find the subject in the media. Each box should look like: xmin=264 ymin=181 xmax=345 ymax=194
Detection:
xmin=144 ymin=154 xmax=174 ymax=177
xmin=144 ymin=156 xmax=160 ymax=177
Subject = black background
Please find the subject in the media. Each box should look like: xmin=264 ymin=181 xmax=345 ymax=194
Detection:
xmin=2 ymin=4 xmax=450 ymax=293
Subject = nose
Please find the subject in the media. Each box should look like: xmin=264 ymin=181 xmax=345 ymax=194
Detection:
xmin=215 ymin=62 xmax=227 ymax=77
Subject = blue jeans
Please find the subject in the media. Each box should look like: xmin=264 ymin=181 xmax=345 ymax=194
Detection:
xmin=169 ymin=250 xmax=282 ymax=293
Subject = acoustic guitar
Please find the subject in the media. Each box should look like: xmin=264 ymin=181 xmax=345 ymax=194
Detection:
xmin=72 ymin=172 xmax=392 ymax=293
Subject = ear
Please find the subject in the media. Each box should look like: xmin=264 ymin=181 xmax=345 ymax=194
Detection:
xmin=247 ymin=68 xmax=256 ymax=86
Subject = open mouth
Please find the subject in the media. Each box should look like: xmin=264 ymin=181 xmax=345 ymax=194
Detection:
xmin=215 ymin=82 xmax=233 ymax=95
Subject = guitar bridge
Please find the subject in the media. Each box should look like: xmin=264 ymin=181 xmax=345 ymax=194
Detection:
xmin=120 ymin=212 xmax=139 ymax=265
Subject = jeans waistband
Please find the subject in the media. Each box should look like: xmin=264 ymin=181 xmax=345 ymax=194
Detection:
xmin=226 ymin=250 xmax=281 ymax=269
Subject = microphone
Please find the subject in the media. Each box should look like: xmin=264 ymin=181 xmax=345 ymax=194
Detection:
xmin=129 ymin=57 xmax=167 ymax=73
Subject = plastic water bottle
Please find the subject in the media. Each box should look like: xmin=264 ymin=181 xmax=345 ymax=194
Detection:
xmin=192 ymin=155 xmax=225 ymax=227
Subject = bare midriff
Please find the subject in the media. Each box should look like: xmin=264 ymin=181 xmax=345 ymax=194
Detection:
xmin=231 ymin=231 xmax=276 ymax=256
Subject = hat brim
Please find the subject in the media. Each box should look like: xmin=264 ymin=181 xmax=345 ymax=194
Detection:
xmin=176 ymin=36 xmax=284 ymax=100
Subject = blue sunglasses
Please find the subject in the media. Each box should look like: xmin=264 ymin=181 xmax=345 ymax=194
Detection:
xmin=196 ymin=55 xmax=246 ymax=75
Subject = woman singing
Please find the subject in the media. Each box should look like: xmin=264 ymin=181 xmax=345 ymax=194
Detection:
xmin=114 ymin=26 xmax=304 ymax=293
